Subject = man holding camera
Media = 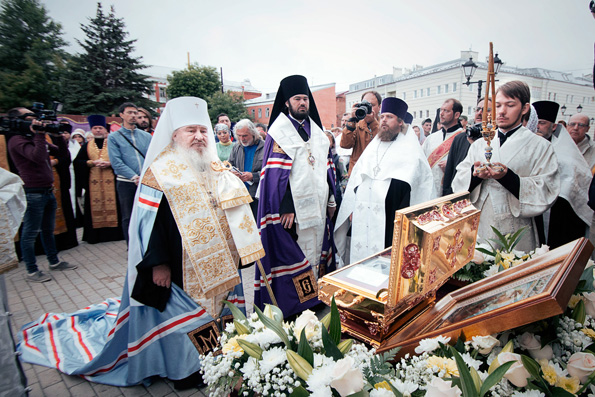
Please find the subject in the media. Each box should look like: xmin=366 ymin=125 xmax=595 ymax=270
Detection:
xmin=7 ymin=107 xmax=76 ymax=283
xmin=340 ymin=91 xmax=381 ymax=175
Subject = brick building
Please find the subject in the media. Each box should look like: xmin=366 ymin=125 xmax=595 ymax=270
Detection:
xmin=244 ymin=83 xmax=337 ymax=129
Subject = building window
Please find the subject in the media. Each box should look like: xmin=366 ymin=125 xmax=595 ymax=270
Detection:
xmin=548 ymin=92 xmax=551 ymax=100
xmin=468 ymin=106 xmax=472 ymax=115
xmin=427 ymin=88 xmax=430 ymax=96
xmin=251 ymin=109 xmax=255 ymax=117
xmin=570 ymin=95 xmax=574 ymax=104
xmin=553 ymin=93 xmax=557 ymax=101
xmin=469 ymin=84 xmax=473 ymax=92
xmin=445 ymin=84 xmax=449 ymax=93
xmin=413 ymin=111 xmax=417 ymax=118
xmin=414 ymin=90 xmax=417 ymax=99
xmin=453 ymin=82 xmax=457 ymax=92
xmin=426 ymin=110 xmax=429 ymax=117
xmin=437 ymin=85 xmax=441 ymax=94
xmin=258 ymin=108 xmax=262 ymax=118
xmin=403 ymin=92 xmax=407 ymax=100
xmin=265 ymin=107 xmax=269 ymax=117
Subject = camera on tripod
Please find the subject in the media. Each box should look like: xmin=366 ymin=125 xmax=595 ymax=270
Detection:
xmin=0 ymin=102 xmax=71 ymax=136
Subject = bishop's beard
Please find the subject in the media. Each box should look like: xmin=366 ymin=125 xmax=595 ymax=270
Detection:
xmin=173 ymin=141 xmax=218 ymax=173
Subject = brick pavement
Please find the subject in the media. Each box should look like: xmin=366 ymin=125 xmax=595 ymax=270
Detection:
xmin=5 ymin=231 xmax=210 ymax=397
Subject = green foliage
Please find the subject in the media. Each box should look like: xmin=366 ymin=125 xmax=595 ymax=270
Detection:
xmin=297 ymin=328 xmax=314 ymax=367
xmin=62 ymin=3 xmax=154 ymax=114
xmin=166 ymin=63 xmax=221 ymax=101
xmin=207 ymin=91 xmax=251 ymax=125
xmin=362 ymin=348 xmax=400 ymax=388
xmin=0 ymin=0 xmax=67 ymax=110
xmin=253 ymin=305 xmax=291 ymax=348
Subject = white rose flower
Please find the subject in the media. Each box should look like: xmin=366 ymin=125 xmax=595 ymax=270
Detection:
xmin=583 ymin=292 xmax=595 ymax=318
xmin=415 ymin=336 xmax=451 ymax=354
xmin=471 ymin=335 xmax=500 ymax=354
xmin=370 ymin=388 xmax=394 ymax=397
xmin=517 ymin=332 xmax=553 ymax=360
xmin=533 ymin=244 xmax=550 ymax=257
xmin=567 ymin=352 xmax=595 ymax=383
xmin=329 ymin=356 xmax=364 ymax=396
xmin=425 ymin=377 xmax=462 ymax=397
xmin=294 ymin=309 xmax=318 ymax=341
xmin=498 ymin=352 xmax=531 ymax=387
xmin=471 ymin=249 xmax=485 ymax=264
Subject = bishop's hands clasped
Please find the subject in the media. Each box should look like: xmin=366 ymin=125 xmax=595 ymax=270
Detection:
xmin=473 ymin=161 xmax=507 ymax=180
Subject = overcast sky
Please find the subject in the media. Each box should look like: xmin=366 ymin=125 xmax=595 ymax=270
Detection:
xmin=44 ymin=0 xmax=595 ymax=94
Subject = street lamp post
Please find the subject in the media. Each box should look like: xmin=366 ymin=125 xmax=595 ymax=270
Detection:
xmin=462 ymin=54 xmax=503 ymax=103
xmin=561 ymin=104 xmax=584 ymax=118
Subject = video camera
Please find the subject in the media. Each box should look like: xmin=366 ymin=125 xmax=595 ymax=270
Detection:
xmin=354 ymin=100 xmax=373 ymax=121
xmin=0 ymin=102 xmax=71 ymax=136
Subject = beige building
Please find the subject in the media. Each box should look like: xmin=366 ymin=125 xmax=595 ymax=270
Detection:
xmin=345 ymin=51 xmax=595 ymax=128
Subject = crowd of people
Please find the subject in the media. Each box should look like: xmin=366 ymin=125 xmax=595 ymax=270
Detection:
xmin=2 ymin=74 xmax=595 ymax=389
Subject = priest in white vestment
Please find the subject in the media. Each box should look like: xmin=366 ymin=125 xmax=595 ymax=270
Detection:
xmin=452 ymin=81 xmax=560 ymax=253
xmin=533 ymin=101 xmax=593 ymax=248
xmin=335 ymin=97 xmax=433 ymax=264
xmin=422 ymin=98 xmax=465 ymax=198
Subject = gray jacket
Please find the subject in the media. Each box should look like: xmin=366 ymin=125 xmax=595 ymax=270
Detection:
xmin=228 ymin=139 xmax=264 ymax=198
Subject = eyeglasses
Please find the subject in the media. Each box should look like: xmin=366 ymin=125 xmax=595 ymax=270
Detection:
xmin=568 ymin=122 xmax=589 ymax=128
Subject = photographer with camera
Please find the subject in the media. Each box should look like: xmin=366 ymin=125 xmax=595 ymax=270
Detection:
xmin=442 ymin=97 xmax=491 ymax=196
xmin=7 ymin=107 xmax=77 ymax=283
xmin=340 ymin=91 xmax=381 ymax=175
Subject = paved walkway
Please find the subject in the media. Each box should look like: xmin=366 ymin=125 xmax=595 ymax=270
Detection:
xmin=5 ymin=231 xmax=209 ymax=397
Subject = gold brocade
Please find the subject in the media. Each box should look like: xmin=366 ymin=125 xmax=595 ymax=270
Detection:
xmin=150 ymin=145 xmax=242 ymax=315
xmin=0 ymin=135 xmax=8 ymax=171
xmin=141 ymin=168 xmax=161 ymax=190
xmin=87 ymin=139 xmax=118 ymax=228
xmin=46 ymin=135 xmax=66 ymax=234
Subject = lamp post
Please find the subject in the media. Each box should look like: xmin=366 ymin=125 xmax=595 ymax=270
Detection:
xmin=561 ymin=104 xmax=583 ymax=118
xmin=462 ymin=54 xmax=503 ymax=103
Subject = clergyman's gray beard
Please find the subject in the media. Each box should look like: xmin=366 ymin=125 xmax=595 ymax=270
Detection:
xmin=173 ymin=142 xmax=217 ymax=172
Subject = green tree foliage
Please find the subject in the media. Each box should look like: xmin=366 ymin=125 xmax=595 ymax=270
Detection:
xmin=166 ymin=63 xmax=221 ymax=101
xmin=208 ymin=91 xmax=251 ymax=126
xmin=62 ymin=3 xmax=154 ymax=115
xmin=0 ymin=0 xmax=67 ymax=110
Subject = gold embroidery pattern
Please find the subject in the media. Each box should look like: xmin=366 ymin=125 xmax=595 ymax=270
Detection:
xmin=218 ymin=215 xmax=232 ymax=240
xmin=161 ymin=160 xmax=188 ymax=179
xmin=167 ymin=184 xmax=207 ymax=214
xmin=211 ymin=161 xmax=232 ymax=172
xmin=237 ymin=241 xmax=263 ymax=257
xmin=273 ymin=142 xmax=286 ymax=154
xmin=239 ymin=214 xmax=254 ymax=234
xmin=141 ymin=168 xmax=161 ymax=190
xmin=186 ymin=217 xmax=217 ymax=245
xmin=292 ymin=269 xmax=318 ymax=304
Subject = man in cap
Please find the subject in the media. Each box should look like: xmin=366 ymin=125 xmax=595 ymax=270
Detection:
xmin=532 ymin=101 xmax=592 ymax=248
xmin=17 ymin=97 xmax=264 ymax=388
xmin=256 ymin=75 xmax=336 ymax=318
xmin=452 ymin=81 xmax=560 ymax=252
xmin=335 ymin=98 xmax=432 ymax=263
xmin=73 ymin=115 xmax=123 ymax=244
xmin=422 ymin=98 xmax=465 ymax=198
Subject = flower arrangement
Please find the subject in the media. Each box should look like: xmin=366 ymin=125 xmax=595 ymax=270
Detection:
xmin=454 ymin=226 xmax=550 ymax=283
xmin=201 ymin=298 xmax=408 ymax=396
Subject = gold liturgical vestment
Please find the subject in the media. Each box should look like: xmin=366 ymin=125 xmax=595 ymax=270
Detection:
xmin=87 ymin=138 xmax=118 ymax=228
xmin=146 ymin=144 xmax=265 ymax=317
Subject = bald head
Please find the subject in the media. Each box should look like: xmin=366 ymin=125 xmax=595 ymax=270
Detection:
xmin=568 ymin=114 xmax=590 ymax=144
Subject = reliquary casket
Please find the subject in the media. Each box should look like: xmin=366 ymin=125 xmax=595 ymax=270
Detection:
xmin=319 ymin=191 xmax=481 ymax=347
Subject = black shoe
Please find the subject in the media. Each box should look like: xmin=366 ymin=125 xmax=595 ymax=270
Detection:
xmin=172 ymin=371 xmax=205 ymax=390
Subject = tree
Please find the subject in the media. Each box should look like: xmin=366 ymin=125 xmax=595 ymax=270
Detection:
xmin=166 ymin=63 xmax=221 ymax=100
xmin=207 ymin=91 xmax=251 ymax=126
xmin=0 ymin=0 xmax=67 ymax=110
xmin=62 ymin=3 xmax=154 ymax=115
